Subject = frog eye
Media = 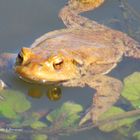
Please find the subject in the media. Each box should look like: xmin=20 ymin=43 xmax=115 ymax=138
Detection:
xmin=16 ymin=52 xmax=23 ymax=64
xmin=53 ymin=58 xmax=63 ymax=70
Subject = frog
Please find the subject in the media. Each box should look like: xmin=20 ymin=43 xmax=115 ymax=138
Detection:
xmin=1 ymin=0 xmax=140 ymax=125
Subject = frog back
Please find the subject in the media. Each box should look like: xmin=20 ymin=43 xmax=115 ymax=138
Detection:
xmin=29 ymin=28 xmax=125 ymax=75
xmin=31 ymin=28 xmax=124 ymax=61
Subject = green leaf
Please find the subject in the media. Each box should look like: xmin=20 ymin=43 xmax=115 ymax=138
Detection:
xmin=122 ymin=72 xmax=140 ymax=108
xmin=133 ymin=131 xmax=140 ymax=140
xmin=99 ymin=106 xmax=124 ymax=119
xmin=31 ymin=134 xmax=48 ymax=140
xmin=46 ymin=102 xmax=83 ymax=127
xmin=0 ymin=89 xmax=31 ymax=119
xmin=10 ymin=111 xmax=48 ymax=128
xmin=117 ymin=124 xmax=133 ymax=137
xmin=31 ymin=121 xmax=47 ymax=129
xmin=6 ymin=135 xmax=17 ymax=140
xmin=98 ymin=107 xmax=140 ymax=132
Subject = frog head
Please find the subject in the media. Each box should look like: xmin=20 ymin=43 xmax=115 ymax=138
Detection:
xmin=14 ymin=47 xmax=83 ymax=84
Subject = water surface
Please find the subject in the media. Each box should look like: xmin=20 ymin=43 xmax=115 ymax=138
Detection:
xmin=0 ymin=0 xmax=140 ymax=140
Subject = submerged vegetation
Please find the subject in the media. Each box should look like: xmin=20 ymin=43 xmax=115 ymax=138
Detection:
xmin=1 ymin=72 xmax=140 ymax=139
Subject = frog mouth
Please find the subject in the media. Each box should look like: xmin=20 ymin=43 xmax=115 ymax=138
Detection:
xmin=14 ymin=65 xmax=66 ymax=85
xmin=18 ymin=74 xmax=60 ymax=85
xmin=14 ymin=66 xmax=40 ymax=83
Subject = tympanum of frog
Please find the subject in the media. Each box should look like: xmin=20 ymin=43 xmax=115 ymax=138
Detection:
xmin=1 ymin=0 xmax=140 ymax=124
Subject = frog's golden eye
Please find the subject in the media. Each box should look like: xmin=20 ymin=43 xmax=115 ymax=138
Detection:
xmin=53 ymin=58 xmax=63 ymax=70
xmin=16 ymin=53 xmax=23 ymax=64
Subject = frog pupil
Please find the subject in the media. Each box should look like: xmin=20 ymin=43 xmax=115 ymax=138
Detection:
xmin=53 ymin=61 xmax=63 ymax=70
xmin=17 ymin=53 xmax=23 ymax=64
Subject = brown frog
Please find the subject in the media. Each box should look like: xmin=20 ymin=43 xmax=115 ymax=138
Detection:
xmin=1 ymin=0 xmax=140 ymax=124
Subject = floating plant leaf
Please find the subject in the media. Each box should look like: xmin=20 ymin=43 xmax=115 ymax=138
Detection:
xmin=10 ymin=110 xmax=49 ymax=128
xmin=133 ymin=131 xmax=140 ymax=140
xmin=6 ymin=135 xmax=17 ymax=140
xmin=31 ymin=134 xmax=48 ymax=140
xmin=98 ymin=107 xmax=140 ymax=132
xmin=118 ymin=124 xmax=133 ymax=137
xmin=0 ymin=89 xmax=31 ymax=119
xmin=122 ymin=72 xmax=140 ymax=108
xmin=31 ymin=121 xmax=47 ymax=129
xmin=47 ymin=102 xmax=83 ymax=127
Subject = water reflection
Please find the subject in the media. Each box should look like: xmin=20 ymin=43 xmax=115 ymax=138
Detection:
xmin=47 ymin=86 xmax=62 ymax=101
xmin=28 ymin=86 xmax=43 ymax=99
xmin=28 ymin=85 xmax=62 ymax=101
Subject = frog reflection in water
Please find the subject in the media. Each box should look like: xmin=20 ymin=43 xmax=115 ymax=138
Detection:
xmin=28 ymin=86 xmax=62 ymax=101
xmin=1 ymin=0 xmax=140 ymax=124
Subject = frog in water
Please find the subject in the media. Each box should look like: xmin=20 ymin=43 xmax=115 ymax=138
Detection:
xmin=1 ymin=0 xmax=140 ymax=124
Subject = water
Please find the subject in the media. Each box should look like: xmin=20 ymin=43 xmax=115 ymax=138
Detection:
xmin=0 ymin=0 xmax=140 ymax=140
